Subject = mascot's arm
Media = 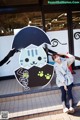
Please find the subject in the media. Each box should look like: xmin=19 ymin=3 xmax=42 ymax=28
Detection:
xmin=43 ymin=43 xmax=80 ymax=61
xmin=0 ymin=48 xmax=19 ymax=66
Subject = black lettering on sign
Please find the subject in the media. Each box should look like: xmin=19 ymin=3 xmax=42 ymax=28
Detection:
xmin=74 ymin=32 xmax=80 ymax=40
xmin=51 ymin=38 xmax=67 ymax=47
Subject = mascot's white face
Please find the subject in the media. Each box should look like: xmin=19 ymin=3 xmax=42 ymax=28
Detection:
xmin=19 ymin=45 xmax=47 ymax=69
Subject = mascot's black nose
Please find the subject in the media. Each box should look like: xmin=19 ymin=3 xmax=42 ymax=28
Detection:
xmin=33 ymin=61 xmax=35 ymax=64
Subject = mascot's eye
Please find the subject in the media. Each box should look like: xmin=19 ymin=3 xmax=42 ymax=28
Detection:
xmin=38 ymin=56 xmax=42 ymax=61
xmin=25 ymin=58 xmax=29 ymax=62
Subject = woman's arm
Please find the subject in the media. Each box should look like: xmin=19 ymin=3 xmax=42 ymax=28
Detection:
xmin=66 ymin=53 xmax=75 ymax=67
xmin=57 ymin=53 xmax=75 ymax=67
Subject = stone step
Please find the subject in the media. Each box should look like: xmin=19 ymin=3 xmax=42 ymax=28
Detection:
xmin=9 ymin=106 xmax=80 ymax=120
xmin=0 ymin=84 xmax=80 ymax=103
xmin=0 ymin=85 xmax=80 ymax=119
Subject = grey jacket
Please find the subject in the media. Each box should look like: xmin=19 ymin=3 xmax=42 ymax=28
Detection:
xmin=54 ymin=57 xmax=75 ymax=87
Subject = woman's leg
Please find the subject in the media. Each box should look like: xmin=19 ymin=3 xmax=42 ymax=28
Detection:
xmin=67 ymin=83 xmax=73 ymax=107
xmin=67 ymin=83 xmax=74 ymax=113
xmin=60 ymin=86 xmax=67 ymax=109
xmin=60 ymin=86 xmax=69 ymax=113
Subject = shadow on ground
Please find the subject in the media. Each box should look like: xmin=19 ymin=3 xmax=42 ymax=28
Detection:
xmin=68 ymin=108 xmax=80 ymax=117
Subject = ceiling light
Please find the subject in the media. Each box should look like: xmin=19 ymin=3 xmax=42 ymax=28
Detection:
xmin=1 ymin=30 xmax=4 ymax=33
xmin=62 ymin=24 xmax=64 ymax=26
xmin=52 ymin=19 xmax=57 ymax=22
xmin=48 ymin=22 xmax=51 ymax=25
xmin=58 ymin=13 xmax=64 ymax=18
xmin=29 ymin=20 xmax=32 ymax=24
xmin=64 ymin=13 xmax=67 ymax=16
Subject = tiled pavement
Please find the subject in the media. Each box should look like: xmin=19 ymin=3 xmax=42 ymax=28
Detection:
xmin=13 ymin=112 xmax=80 ymax=120
xmin=0 ymin=79 xmax=23 ymax=96
xmin=0 ymin=70 xmax=80 ymax=119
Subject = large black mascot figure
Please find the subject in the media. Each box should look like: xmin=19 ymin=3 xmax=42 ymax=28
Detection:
xmin=13 ymin=26 xmax=55 ymax=90
xmin=0 ymin=26 xmax=56 ymax=90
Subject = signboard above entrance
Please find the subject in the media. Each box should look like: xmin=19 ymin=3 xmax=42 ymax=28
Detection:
xmin=48 ymin=0 xmax=80 ymax=4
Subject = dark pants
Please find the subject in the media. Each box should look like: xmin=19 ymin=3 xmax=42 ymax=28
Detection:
xmin=60 ymin=83 xmax=73 ymax=103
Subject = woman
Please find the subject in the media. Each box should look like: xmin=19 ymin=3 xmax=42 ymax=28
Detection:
xmin=52 ymin=53 xmax=75 ymax=113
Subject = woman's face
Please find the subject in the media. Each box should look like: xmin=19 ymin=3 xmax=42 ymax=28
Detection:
xmin=54 ymin=55 xmax=61 ymax=63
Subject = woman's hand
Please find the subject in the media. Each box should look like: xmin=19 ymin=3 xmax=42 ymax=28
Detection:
xmin=63 ymin=82 xmax=68 ymax=91
xmin=64 ymin=85 xmax=68 ymax=91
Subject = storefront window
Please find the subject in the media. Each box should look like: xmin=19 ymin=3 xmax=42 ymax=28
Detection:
xmin=45 ymin=12 xmax=69 ymax=88
xmin=72 ymin=11 xmax=80 ymax=29
xmin=72 ymin=11 xmax=80 ymax=67
xmin=45 ymin=12 xmax=69 ymax=54
xmin=0 ymin=12 xmax=42 ymax=36
xmin=45 ymin=12 xmax=67 ymax=31
xmin=0 ymin=11 xmax=42 ymax=77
